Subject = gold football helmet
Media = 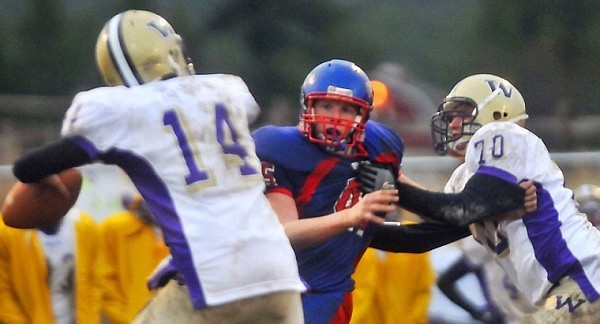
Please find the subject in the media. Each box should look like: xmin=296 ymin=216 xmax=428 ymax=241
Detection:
xmin=95 ymin=10 xmax=195 ymax=87
xmin=431 ymin=74 xmax=528 ymax=156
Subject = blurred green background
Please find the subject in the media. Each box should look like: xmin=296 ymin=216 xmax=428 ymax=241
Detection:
xmin=2 ymin=4 xmax=598 ymax=321
xmin=1 ymin=0 xmax=600 ymax=160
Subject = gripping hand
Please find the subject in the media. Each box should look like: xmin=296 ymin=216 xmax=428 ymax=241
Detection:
xmin=354 ymin=161 xmax=398 ymax=194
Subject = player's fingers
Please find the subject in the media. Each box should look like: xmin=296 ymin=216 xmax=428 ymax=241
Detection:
xmin=520 ymin=180 xmax=537 ymax=212
xmin=364 ymin=189 xmax=399 ymax=204
xmin=520 ymin=179 xmax=535 ymax=192
xmin=377 ymin=204 xmax=396 ymax=214
xmin=366 ymin=200 xmax=396 ymax=211
xmin=369 ymin=214 xmax=385 ymax=224
xmin=524 ymin=196 xmax=537 ymax=212
xmin=524 ymin=202 xmax=537 ymax=213
xmin=525 ymin=202 xmax=537 ymax=213
xmin=524 ymin=192 xmax=537 ymax=203
xmin=362 ymin=192 xmax=397 ymax=219
xmin=364 ymin=212 xmax=385 ymax=224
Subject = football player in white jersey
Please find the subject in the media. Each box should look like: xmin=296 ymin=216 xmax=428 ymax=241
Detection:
xmin=12 ymin=10 xmax=305 ymax=323
xmin=358 ymin=74 xmax=600 ymax=323
xmin=435 ymin=75 xmax=535 ymax=324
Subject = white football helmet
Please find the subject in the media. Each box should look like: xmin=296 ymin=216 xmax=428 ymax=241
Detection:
xmin=431 ymin=74 xmax=528 ymax=156
xmin=95 ymin=10 xmax=195 ymax=87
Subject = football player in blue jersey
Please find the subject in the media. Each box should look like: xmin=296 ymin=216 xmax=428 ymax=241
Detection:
xmin=253 ymin=59 xmax=478 ymax=323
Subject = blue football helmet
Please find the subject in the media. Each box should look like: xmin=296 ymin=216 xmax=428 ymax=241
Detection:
xmin=300 ymin=59 xmax=373 ymax=157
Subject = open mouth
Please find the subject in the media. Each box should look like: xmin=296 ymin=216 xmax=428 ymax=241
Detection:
xmin=324 ymin=127 xmax=344 ymax=143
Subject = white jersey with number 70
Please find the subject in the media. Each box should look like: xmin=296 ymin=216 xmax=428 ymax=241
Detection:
xmin=460 ymin=121 xmax=600 ymax=307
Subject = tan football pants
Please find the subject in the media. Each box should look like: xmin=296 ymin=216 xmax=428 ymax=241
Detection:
xmin=133 ymin=280 xmax=304 ymax=324
xmin=523 ymin=276 xmax=600 ymax=324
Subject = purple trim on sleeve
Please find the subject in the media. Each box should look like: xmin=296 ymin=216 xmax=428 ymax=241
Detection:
xmin=570 ymin=270 xmax=600 ymax=302
xmin=68 ymin=135 xmax=100 ymax=160
xmin=475 ymin=166 xmax=518 ymax=183
xmin=523 ymin=186 xmax=599 ymax=301
xmin=100 ymin=148 xmax=208 ymax=308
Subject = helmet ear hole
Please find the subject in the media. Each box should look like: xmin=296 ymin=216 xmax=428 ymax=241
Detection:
xmin=493 ymin=111 xmax=502 ymax=120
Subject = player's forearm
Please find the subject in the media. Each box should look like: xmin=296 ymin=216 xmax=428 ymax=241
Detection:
xmin=396 ymin=173 xmax=526 ymax=227
xmin=283 ymin=210 xmax=355 ymax=250
xmin=370 ymin=222 xmax=470 ymax=252
xmin=13 ymin=137 xmax=91 ymax=182
xmin=266 ymin=191 xmax=355 ymax=249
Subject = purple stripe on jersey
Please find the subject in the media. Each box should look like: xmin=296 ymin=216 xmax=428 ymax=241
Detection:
xmin=522 ymin=186 xmax=599 ymax=301
xmin=523 ymin=187 xmax=571 ymax=282
xmin=69 ymin=135 xmax=100 ymax=160
xmin=570 ymin=269 xmax=600 ymax=302
xmin=475 ymin=165 xmax=518 ymax=183
xmin=79 ymin=143 xmax=208 ymax=308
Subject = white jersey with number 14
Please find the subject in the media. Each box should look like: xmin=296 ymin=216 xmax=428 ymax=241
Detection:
xmin=60 ymin=74 xmax=305 ymax=308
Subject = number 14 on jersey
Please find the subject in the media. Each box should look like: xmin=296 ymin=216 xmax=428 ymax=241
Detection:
xmin=163 ymin=103 xmax=258 ymax=186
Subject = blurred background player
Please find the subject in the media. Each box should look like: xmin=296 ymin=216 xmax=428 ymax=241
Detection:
xmin=574 ymin=184 xmax=600 ymax=229
xmin=437 ymin=236 xmax=536 ymax=324
xmin=11 ymin=9 xmax=305 ymax=323
xmin=97 ymin=193 xmax=169 ymax=323
xmin=0 ymin=207 xmax=100 ymax=323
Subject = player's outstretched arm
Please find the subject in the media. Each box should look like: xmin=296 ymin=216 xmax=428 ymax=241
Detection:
xmin=356 ymin=161 xmax=533 ymax=227
xmin=13 ymin=136 xmax=91 ymax=183
xmin=370 ymin=222 xmax=470 ymax=252
xmin=395 ymin=173 xmax=528 ymax=226
xmin=267 ymin=189 xmax=397 ymax=250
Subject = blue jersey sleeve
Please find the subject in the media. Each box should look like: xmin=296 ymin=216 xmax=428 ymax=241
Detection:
xmin=363 ymin=121 xmax=404 ymax=175
xmin=252 ymin=126 xmax=318 ymax=196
